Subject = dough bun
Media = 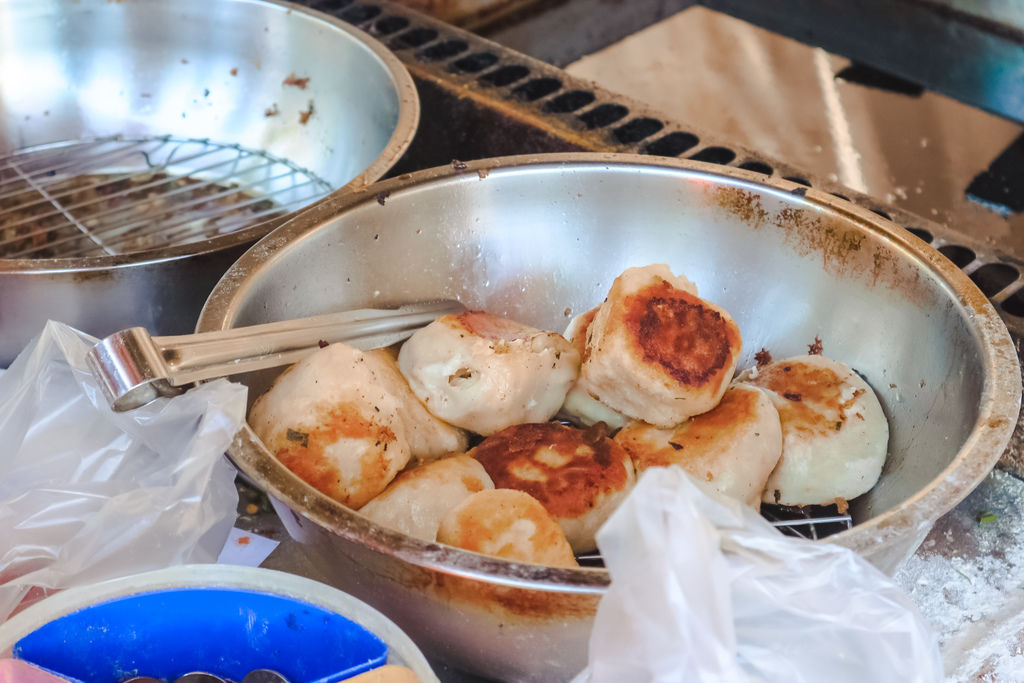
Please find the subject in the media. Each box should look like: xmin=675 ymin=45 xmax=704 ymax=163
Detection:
xmin=558 ymin=307 xmax=629 ymax=430
xmin=470 ymin=421 xmax=635 ymax=553
xmin=398 ymin=311 xmax=580 ymax=436
xmin=579 ymin=264 xmax=742 ymax=427
xmin=249 ymin=344 xmax=465 ymax=509
xmin=437 ymin=488 xmax=578 ymax=567
xmin=739 ymin=354 xmax=889 ymax=507
xmin=359 ymin=455 xmax=494 ymax=542
xmin=615 ymin=383 xmax=782 ymax=508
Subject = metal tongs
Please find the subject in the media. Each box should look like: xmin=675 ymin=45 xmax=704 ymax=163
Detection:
xmin=86 ymin=299 xmax=465 ymax=412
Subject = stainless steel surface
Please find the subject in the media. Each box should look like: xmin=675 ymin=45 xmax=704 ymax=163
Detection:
xmin=87 ymin=300 xmax=464 ymax=411
xmin=198 ymin=153 xmax=1021 ymax=681
xmin=0 ymin=136 xmax=332 ymax=258
xmin=0 ymin=0 xmax=420 ymax=366
xmin=561 ymin=6 xmax=1024 ymax=257
xmin=700 ymin=0 xmax=1024 ymax=124
xmin=477 ymin=0 xmax=1024 ymax=124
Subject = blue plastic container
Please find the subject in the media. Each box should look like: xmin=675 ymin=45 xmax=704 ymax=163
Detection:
xmin=13 ymin=587 xmax=389 ymax=683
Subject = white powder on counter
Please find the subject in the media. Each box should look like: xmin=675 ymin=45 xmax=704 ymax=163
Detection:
xmin=895 ymin=469 xmax=1024 ymax=681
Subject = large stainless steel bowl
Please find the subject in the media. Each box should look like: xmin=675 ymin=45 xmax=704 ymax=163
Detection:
xmin=198 ymin=153 xmax=1022 ymax=682
xmin=0 ymin=0 xmax=418 ymax=366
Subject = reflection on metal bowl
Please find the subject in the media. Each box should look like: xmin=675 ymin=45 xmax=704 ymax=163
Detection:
xmin=0 ymin=0 xmax=419 ymax=365
xmin=198 ymin=154 xmax=1021 ymax=682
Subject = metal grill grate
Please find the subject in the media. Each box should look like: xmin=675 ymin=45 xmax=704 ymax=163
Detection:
xmin=0 ymin=136 xmax=333 ymax=259
xmin=575 ymin=505 xmax=853 ymax=566
xmin=760 ymin=504 xmax=853 ymax=540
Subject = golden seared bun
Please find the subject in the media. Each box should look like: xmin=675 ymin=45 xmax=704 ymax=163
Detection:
xmin=470 ymin=422 xmax=635 ymax=553
xmin=738 ymin=354 xmax=889 ymax=508
xmin=558 ymin=307 xmax=629 ymax=430
xmin=437 ymin=489 xmax=578 ymax=568
xmin=359 ymin=455 xmax=494 ymax=542
xmin=398 ymin=311 xmax=580 ymax=436
xmin=614 ymin=383 xmax=782 ymax=509
xmin=578 ymin=264 xmax=742 ymax=428
xmin=249 ymin=344 xmax=414 ymax=508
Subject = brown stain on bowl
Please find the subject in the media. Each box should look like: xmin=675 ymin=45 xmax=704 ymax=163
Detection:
xmin=283 ymin=73 xmax=310 ymax=89
xmin=428 ymin=571 xmax=600 ymax=621
xmin=872 ymin=248 xmax=918 ymax=289
xmin=988 ymin=416 xmax=1011 ymax=431
xmin=70 ymin=268 xmax=115 ymax=283
xmin=710 ymin=185 xmax=769 ymax=228
xmin=706 ymin=185 xmax=933 ymax=303
xmin=774 ymin=207 xmax=866 ymax=270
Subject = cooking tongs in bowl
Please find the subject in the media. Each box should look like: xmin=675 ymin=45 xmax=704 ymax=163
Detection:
xmin=86 ymin=300 xmax=465 ymax=412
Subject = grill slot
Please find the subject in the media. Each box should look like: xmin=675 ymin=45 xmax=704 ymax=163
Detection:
xmin=690 ymin=145 xmax=737 ymax=165
xmin=0 ymin=137 xmax=332 ymax=259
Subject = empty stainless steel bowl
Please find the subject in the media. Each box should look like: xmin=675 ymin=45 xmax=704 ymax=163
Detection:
xmin=0 ymin=0 xmax=418 ymax=365
xmin=198 ymin=153 xmax=1021 ymax=682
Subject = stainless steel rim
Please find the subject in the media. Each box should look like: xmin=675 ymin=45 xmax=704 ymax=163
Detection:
xmin=200 ymin=152 xmax=1022 ymax=591
xmin=0 ymin=0 xmax=420 ymax=273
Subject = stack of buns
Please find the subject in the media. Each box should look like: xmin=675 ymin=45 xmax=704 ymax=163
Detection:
xmin=249 ymin=264 xmax=889 ymax=566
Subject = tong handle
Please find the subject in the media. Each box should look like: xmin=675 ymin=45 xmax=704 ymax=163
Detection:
xmin=86 ymin=299 xmax=464 ymax=412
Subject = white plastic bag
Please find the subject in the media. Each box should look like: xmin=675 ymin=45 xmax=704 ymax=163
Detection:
xmin=0 ymin=321 xmax=246 ymax=622
xmin=574 ymin=467 xmax=943 ymax=683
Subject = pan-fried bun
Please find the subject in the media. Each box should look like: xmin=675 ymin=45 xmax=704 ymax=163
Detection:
xmin=437 ymin=489 xmax=578 ymax=567
xmin=249 ymin=344 xmax=414 ymax=509
xmin=359 ymin=455 xmax=494 ymax=542
xmin=470 ymin=422 xmax=636 ymax=553
xmin=368 ymin=349 xmax=469 ymax=463
xmin=558 ymin=307 xmax=629 ymax=430
xmin=738 ymin=354 xmax=889 ymax=508
xmin=614 ymin=383 xmax=782 ymax=508
xmin=579 ymin=264 xmax=742 ymax=428
xmin=398 ymin=311 xmax=580 ymax=436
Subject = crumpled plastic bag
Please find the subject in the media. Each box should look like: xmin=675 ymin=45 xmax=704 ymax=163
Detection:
xmin=0 ymin=321 xmax=246 ymax=622
xmin=573 ymin=467 xmax=943 ymax=683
